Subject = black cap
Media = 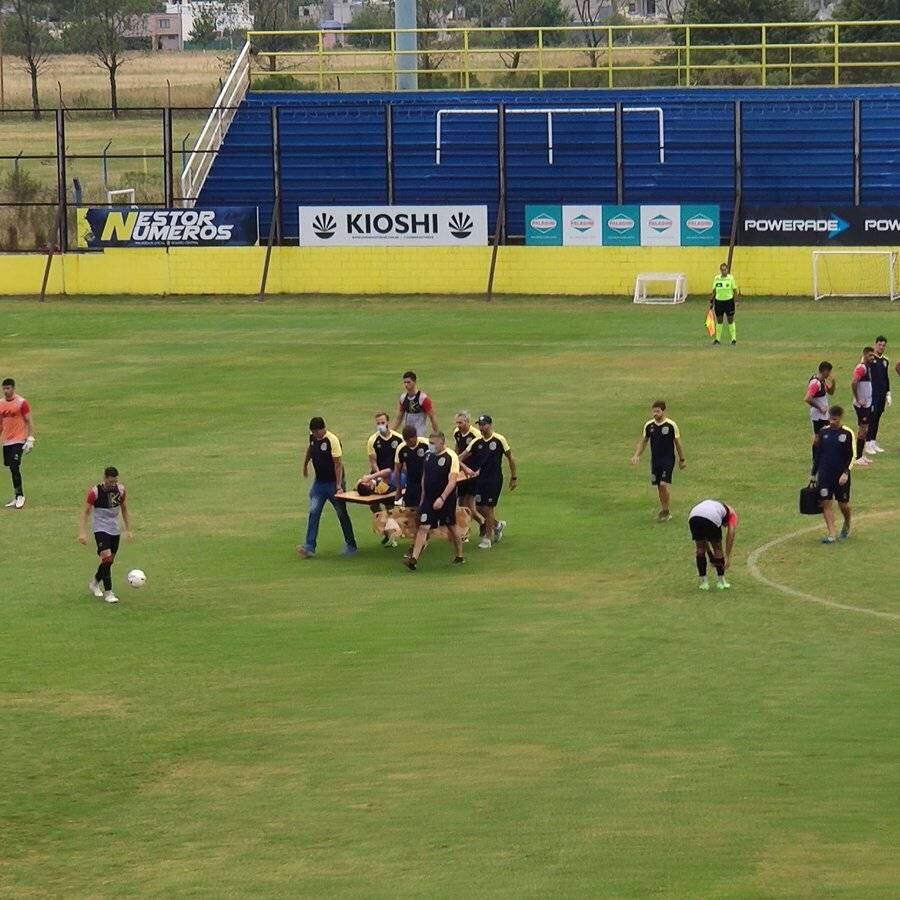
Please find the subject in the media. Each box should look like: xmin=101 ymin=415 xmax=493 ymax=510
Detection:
xmin=476 ymin=414 xmax=492 ymax=425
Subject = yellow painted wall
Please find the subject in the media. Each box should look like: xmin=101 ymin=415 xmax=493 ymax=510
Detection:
xmin=0 ymin=245 xmax=890 ymax=297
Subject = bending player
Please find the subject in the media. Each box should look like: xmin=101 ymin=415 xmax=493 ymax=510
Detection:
xmin=688 ymin=499 xmax=737 ymax=591
xmin=811 ymin=405 xmax=854 ymax=544
xmin=78 ymin=466 xmax=133 ymax=604
xmin=403 ymin=432 xmax=464 ymax=571
xmin=631 ymin=400 xmax=686 ymax=522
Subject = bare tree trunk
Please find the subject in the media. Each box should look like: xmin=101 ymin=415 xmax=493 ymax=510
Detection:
xmin=109 ymin=65 xmax=119 ymax=118
xmin=29 ymin=65 xmax=41 ymax=120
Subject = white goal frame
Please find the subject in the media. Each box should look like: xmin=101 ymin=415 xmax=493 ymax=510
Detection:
xmin=633 ymin=272 xmax=687 ymax=305
xmin=812 ymin=249 xmax=898 ymax=302
xmin=107 ymin=188 xmax=136 ymax=207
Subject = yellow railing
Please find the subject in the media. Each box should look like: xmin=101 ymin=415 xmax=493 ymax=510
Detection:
xmin=247 ymin=21 xmax=900 ymax=91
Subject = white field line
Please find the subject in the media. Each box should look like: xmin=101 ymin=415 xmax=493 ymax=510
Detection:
xmin=745 ymin=508 xmax=900 ymax=622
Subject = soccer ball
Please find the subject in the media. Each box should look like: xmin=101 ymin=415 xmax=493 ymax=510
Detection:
xmin=127 ymin=569 xmax=146 ymax=589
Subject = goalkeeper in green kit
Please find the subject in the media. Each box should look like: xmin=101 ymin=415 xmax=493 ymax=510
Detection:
xmin=710 ymin=262 xmax=739 ymax=345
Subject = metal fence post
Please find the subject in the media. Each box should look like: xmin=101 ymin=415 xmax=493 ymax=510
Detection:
xmin=271 ymin=105 xmax=282 ymax=244
xmin=385 ymin=103 xmax=394 ymax=204
xmin=685 ymin=26 xmax=691 ymax=86
xmin=162 ymin=107 xmax=174 ymax=208
xmin=833 ymin=22 xmax=840 ymax=86
xmin=497 ymin=103 xmax=506 ymax=245
xmin=761 ymin=25 xmax=767 ymax=86
xmin=853 ymin=98 xmax=861 ymax=206
xmin=538 ymin=29 xmax=544 ymax=89
xmin=615 ymin=102 xmax=624 ymax=204
xmin=55 ymin=108 xmax=68 ymax=252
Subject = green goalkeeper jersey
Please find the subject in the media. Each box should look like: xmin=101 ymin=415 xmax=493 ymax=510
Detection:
xmin=713 ymin=273 xmax=737 ymax=301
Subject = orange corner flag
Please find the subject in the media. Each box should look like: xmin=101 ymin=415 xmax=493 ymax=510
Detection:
xmin=705 ymin=308 xmax=716 ymax=337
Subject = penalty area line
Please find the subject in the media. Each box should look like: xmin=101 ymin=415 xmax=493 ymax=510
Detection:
xmin=746 ymin=508 xmax=900 ymax=622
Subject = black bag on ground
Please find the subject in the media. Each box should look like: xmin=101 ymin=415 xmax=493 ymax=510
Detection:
xmin=799 ymin=483 xmax=821 ymax=515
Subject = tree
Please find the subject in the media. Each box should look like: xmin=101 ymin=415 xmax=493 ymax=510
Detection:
xmin=686 ymin=0 xmax=806 ymax=41
xmin=250 ymin=0 xmax=306 ymax=71
xmin=346 ymin=3 xmax=394 ymax=50
xmin=834 ymin=0 xmax=900 ymax=84
xmin=481 ymin=0 xmax=571 ymax=71
xmin=4 ymin=0 xmax=55 ymax=119
xmin=190 ymin=3 xmax=220 ymax=44
xmin=571 ymin=0 xmax=620 ymax=68
xmin=63 ymin=0 xmax=153 ymax=117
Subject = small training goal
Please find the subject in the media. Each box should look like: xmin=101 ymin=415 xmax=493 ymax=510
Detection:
xmin=633 ymin=272 xmax=687 ymax=305
xmin=812 ymin=249 xmax=898 ymax=302
xmin=107 ymin=188 xmax=136 ymax=207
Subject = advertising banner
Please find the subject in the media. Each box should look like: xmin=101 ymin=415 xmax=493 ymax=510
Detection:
xmin=680 ymin=205 xmax=721 ymax=247
xmin=601 ymin=205 xmax=641 ymax=246
xmin=299 ymin=205 xmax=488 ymax=246
xmin=561 ymin=205 xmax=603 ymax=246
xmin=640 ymin=205 xmax=681 ymax=247
xmin=81 ymin=207 xmax=259 ymax=248
xmin=525 ymin=205 xmax=563 ymax=246
xmin=740 ymin=206 xmax=900 ymax=246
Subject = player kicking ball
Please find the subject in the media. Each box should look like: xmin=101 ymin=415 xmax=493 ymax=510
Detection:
xmin=78 ymin=466 xmax=133 ymax=604
xmin=688 ymin=499 xmax=738 ymax=591
xmin=631 ymin=400 xmax=686 ymax=522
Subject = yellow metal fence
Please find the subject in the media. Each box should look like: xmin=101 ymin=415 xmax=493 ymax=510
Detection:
xmin=247 ymin=21 xmax=900 ymax=91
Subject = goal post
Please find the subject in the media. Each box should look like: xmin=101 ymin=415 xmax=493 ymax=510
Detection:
xmin=633 ymin=272 xmax=687 ymax=305
xmin=812 ymin=249 xmax=898 ymax=302
xmin=107 ymin=188 xmax=136 ymax=207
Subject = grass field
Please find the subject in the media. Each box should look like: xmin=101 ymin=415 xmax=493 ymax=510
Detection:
xmin=1 ymin=295 xmax=898 ymax=897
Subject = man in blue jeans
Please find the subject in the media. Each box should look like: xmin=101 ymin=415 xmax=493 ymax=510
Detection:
xmin=297 ymin=416 xmax=357 ymax=559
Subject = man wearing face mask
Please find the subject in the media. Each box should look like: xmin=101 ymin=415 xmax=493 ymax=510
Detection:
xmin=359 ymin=411 xmax=403 ymax=491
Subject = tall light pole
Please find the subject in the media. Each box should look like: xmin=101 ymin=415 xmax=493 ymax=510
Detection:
xmin=394 ymin=0 xmax=418 ymax=90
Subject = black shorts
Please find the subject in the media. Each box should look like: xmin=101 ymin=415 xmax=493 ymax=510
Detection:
xmin=714 ymin=299 xmax=735 ymax=318
xmin=94 ymin=532 xmax=121 ymax=557
xmin=651 ymin=461 xmax=674 ymax=485
xmin=689 ymin=516 xmax=722 ymax=543
xmin=402 ymin=485 xmax=422 ymax=509
xmin=2 ymin=443 xmax=24 ymax=467
xmin=817 ymin=474 xmax=851 ymax=504
xmin=812 ymin=419 xmax=829 ymax=435
xmin=854 ymin=405 xmax=870 ymax=425
xmin=418 ymin=495 xmax=457 ymax=529
xmin=457 ymin=478 xmax=476 ymax=498
xmin=474 ymin=476 xmax=503 ymax=507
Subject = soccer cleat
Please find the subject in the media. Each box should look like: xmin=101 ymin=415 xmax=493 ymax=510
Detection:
xmin=296 ymin=546 xmax=315 ymax=559
xmin=493 ymin=520 xmax=506 ymax=543
xmin=716 ymin=580 xmax=731 ymax=590
xmin=453 ymin=556 xmax=466 ymax=565
xmin=341 ymin=545 xmax=358 ymax=556
xmin=4 ymin=499 xmax=16 ymax=508
xmin=855 ymin=456 xmax=872 ymax=467
xmin=699 ymin=581 xmax=710 ymax=591
xmin=840 ymin=526 xmax=850 ymax=540
xmin=864 ymin=442 xmax=877 ymax=455
xmin=88 ymin=580 xmax=104 ymax=598
xmin=731 ymin=340 xmax=736 ymax=345
xmin=713 ymin=340 xmax=720 ymax=345
xmin=821 ymin=535 xmax=836 ymax=544
xmin=103 ymin=591 xmax=119 ymax=604
xmin=14 ymin=495 xmax=25 ymax=509
xmin=403 ymin=557 xmax=417 ymax=571
xmin=657 ymin=511 xmax=672 ymax=523
xmin=478 ymin=538 xmax=492 ymax=549
xmin=873 ymin=442 xmax=885 ymax=453
xmin=380 ymin=534 xmax=391 ymax=546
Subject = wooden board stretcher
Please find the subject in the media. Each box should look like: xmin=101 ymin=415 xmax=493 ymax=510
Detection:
xmin=335 ymin=472 xmax=471 ymax=506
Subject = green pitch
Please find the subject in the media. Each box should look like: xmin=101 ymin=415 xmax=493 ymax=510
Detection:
xmin=2 ymin=296 xmax=898 ymax=897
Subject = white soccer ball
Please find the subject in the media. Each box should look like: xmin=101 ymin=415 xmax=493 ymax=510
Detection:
xmin=127 ymin=569 xmax=146 ymax=589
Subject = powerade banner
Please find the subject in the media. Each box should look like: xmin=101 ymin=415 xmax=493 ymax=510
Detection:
xmin=525 ymin=205 xmax=563 ymax=246
xmin=82 ymin=207 xmax=259 ymax=248
xmin=740 ymin=206 xmax=900 ymax=246
xmin=299 ymin=205 xmax=488 ymax=246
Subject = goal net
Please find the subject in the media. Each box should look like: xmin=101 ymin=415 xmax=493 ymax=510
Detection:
xmin=634 ymin=272 xmax=687 ymax=305
xmin=812 ymin=250 xmax=898 ymax=301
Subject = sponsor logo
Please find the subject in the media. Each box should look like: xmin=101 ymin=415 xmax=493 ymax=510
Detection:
xmin=743 ymin=214 xmax=850 ymax=239
xmin=864 ymin=218 xmax=900 ymax=232
xmin=530 ymin=213 xmax=557 ymax=233
xmin=448 ymin=212 xmax=473 ymax=239
xmin=649 ymin=214 xmax=673 ymax=233
xmin=570 ymin=213 xmax=595 ymax=233
xmin=320 ymin=442 xmax=328 ymax=451
xmin=489 ymin=441 xmax=497 ymax=450
xmin=312 ymin=213 xmax=337 ymax=239
xmin=686 ymin=214 xmax=714 ymax=234
xmin=417 ymin=448 xmax=425 ymax=456
xmin=96 ymin=209 xmax=235 ymax=244
xmin=346 ymin=211 xmax=439 ymax=237
xmin=820 ymin=487 xmax=829 ymax=497
xmin=838 ymin=434 xmax=847 ymax=442
xmin=662 ymin=426 xmax=670 ymax=434
xmin=607 ymin=214 xmax=635 ymax=234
